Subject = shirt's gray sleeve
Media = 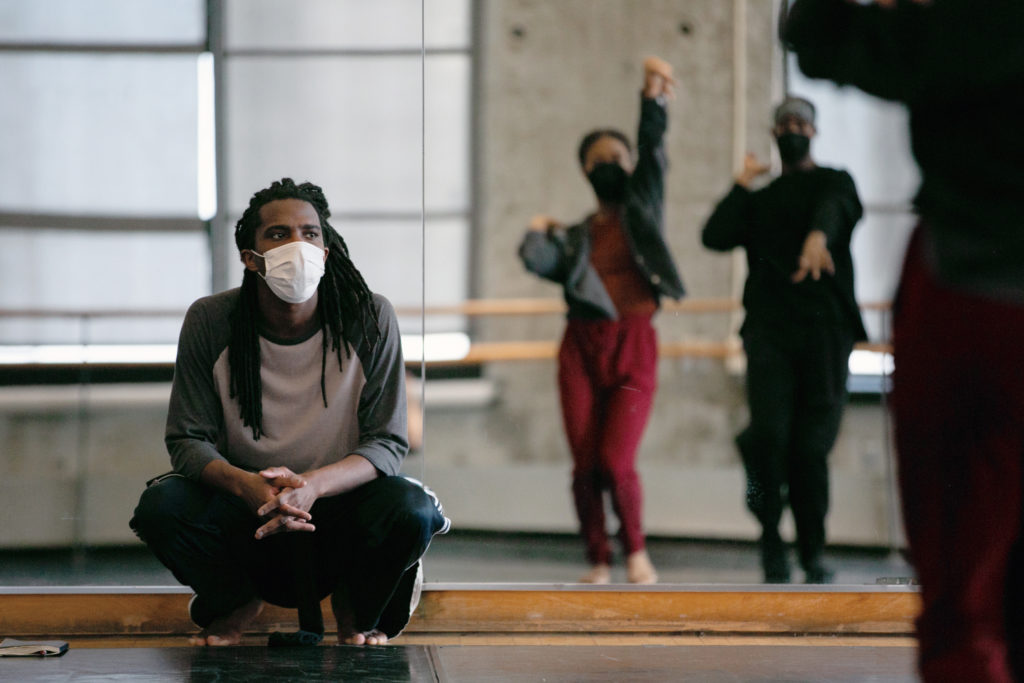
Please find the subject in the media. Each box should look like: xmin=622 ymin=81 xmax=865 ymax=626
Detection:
xmin=352 ymin=294 xmax=408 ymax=476
xmin=165 ymin=298 xmax=229 ymax=480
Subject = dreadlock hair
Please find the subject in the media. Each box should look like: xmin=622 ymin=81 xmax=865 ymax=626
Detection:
xmin=230 ymin=178 xmax=381 ymax=440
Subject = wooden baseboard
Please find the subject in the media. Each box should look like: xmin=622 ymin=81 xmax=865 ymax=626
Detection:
xmin=36 ymin=633 xmax=920 ymax=649
xmin=411 ymin=586 xmax=918 ymax=635
xmin=0 ymin=585 xmax=919 ymax=640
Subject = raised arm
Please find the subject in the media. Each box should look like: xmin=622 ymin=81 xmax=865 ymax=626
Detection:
xmin=629 ymin=57 xmax=675 ymax=213
xmin=701 ymin=154 xmax=768 ymax=251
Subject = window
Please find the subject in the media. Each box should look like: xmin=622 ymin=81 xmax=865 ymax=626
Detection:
xmin=0 ymin=0 xmax=474 ymax=368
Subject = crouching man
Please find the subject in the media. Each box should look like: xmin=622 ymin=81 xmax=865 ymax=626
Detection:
xmin=131 ymin=178 xmax=450 ymax=646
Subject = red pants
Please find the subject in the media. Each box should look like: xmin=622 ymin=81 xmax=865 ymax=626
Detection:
xmin=558 ymin=315 xmax=657 ymax=565
xmin=893 ymin=226 xmax=1024 ymax=682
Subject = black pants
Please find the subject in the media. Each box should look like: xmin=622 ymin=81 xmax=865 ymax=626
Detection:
xmin=738 ymin=322 xmax=853 ymax=573
xmin=130 ymin=474 xmax=448 ymax=637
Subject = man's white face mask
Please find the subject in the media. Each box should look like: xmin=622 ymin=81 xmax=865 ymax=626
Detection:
xmin=251 ymin=241 xmax=326 ymax=304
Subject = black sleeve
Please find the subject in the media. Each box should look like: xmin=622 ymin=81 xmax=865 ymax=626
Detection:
xmin=702 ymin=184 xmax=752 ymax=252
xmin=628 ymin=95 xmax=668 ymax=216
xmin=809 ymin=171 xmax=863 ymax=246
xmin=783 ymin=0 xmax=1024 ymax=103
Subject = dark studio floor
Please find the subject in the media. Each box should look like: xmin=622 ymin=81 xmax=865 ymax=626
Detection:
xmin=0 ymin=532 xmax=919 ymax=682
xmin=1 ymin=643 xmax=918 ymax=682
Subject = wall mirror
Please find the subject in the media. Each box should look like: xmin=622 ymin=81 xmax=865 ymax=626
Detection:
xmin=0 ymin=0 xmax=918 ymax=591
xmin=419 ymin=0 xmax=917 ymax=586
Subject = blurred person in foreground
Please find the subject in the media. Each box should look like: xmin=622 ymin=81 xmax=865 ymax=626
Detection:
xmin=785 ymin=0 xmax=1024 ymax=680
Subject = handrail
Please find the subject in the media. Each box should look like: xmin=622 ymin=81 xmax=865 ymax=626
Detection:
xmin=0 ymin=299 xmax=893 ymax=366
xmin=437 ymin=339 xmax=742 ymax=366
xmin=426 ymin=339 xmax=891 ymax=366
xmin=0 ymin=309 xmax=186 ymax=318
xmin=0 ymin=298 xmax=893 ymax=320
xmin=401 ymin=298 xmax=892 ymax=317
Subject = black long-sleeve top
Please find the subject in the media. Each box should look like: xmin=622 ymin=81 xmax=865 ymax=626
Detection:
xmin=703 ymin=167 xmax=867 ymax=340
xmin=784 ymin=0 xmax=1024 ymax=301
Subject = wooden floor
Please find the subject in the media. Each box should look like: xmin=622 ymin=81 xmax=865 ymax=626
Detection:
xmin=0 ymin=585 xmax=921 ymax=680
xmin=0 ymin=583 xmax=920 ymax=639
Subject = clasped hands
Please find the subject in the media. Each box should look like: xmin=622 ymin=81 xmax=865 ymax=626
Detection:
xmin=245 ymin=466 xmax=318 ymax=540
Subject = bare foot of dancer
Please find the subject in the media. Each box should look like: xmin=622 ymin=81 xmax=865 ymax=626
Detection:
xmin=342 ymin=629 xmax=389 ymax=645
xmin=189 ymin=597 xmax=264 ymax=646
xmin=626 ymin=549 xmax=658 ymax=584
xmin=578 ymin=563 xmax=611 ymax=584
xmin=331 ymin=583 xmax=389 ymax=646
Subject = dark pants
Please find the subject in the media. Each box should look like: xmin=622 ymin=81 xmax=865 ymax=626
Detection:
xmin=557 ymin=314 xmax=658 ymax=566
xmin=130 ymin=474 xmax=448 ymax=637
xmin=739 ymin=321 xmax=853 ymax=579
xmin=892 ymin=225 xmax=1024 ymax=683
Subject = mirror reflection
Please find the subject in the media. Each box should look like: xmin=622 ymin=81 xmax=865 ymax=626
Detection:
xmin=418 ymin=0 xmax=913 ymax=585
xmin=0 ymin=0 xmax=914 ymax=591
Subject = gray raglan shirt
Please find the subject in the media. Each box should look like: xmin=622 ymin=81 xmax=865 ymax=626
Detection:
xmin=165 ymin=289 xmax=408 ymax=480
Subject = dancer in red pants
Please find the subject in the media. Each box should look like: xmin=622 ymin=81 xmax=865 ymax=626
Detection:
xmin=519 ymin=57 xmax=685 ymax=584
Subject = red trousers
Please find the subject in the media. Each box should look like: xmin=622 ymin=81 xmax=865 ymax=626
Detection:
xmin=557 ymin=315 xmax=657 ymax=565
xmin=893 ymin=226 xmax=1024 ymax=683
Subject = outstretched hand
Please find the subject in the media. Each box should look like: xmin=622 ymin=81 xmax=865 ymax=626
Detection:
xmin=643 ymin=56 xmax=676 ymax=100
xmin=253 ymin=466 xmax=318 ymax=539
xmin=792 ymin=230 xmax=835 ymax=283
xmin=735 ymin=153 xmax=771 ymax=188
xmin=528 ymin=214 xmax=561 ymax=232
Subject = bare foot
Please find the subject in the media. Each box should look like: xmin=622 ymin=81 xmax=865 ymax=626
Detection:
xmin=626 ymin=549 xmax=658 ymax=584
xmin=189 ymin=597 xmax=263 ymax=646
xmin=578 ymin=563 xmax=611 ymax=584
xmin=342 ymin=629 xmax=389 ymax=645
xmin=331 ymin=583 xmax=389 ymax=646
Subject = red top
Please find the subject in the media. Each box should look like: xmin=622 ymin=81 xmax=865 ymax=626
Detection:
xmin=588 ymin=212 xmax=657 ymax=317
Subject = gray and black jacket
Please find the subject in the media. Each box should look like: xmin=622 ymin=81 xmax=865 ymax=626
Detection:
xmin=519 ymin=96 xmax=686 ymax=320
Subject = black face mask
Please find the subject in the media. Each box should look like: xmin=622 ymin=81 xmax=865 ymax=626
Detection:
xmin=586 ymin=162 xmax=629 ymax=203
xmin=776 ymin=132 xmax=811 ymax=165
